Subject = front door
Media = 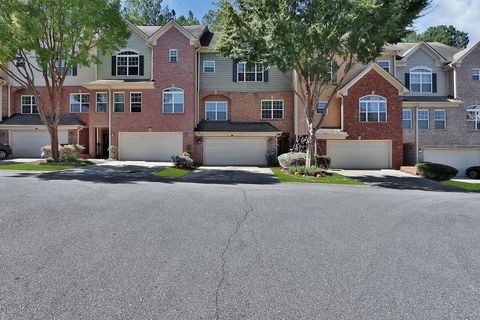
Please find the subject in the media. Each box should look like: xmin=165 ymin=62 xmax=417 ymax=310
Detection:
xmin=102 ymin=130 xmax=109 ymax=159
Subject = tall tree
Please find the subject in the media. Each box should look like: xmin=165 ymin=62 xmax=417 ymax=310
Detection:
xmin=216 ymin=0 xmax=429 ymax=166
xmin=177 ymin=10 xmax=200 ymax=26
xmin=202 ymin=2 xmax=223 ymax=31
xmin=123 ymin=0 xmax=173 ymax=26
xmin=0 ymin=0 xmax=129 ymax=160
xmin=405 ymin=25 xmax=469 ymax=49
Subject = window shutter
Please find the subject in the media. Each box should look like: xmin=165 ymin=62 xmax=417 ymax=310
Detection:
xmin=405 ymin=73 xmax=410 ymax=88
xmin=264 ymin=68 xmax=269 ymax=82
xmin=232 ymin=62 xmax=237 ymax=82
xmin=139 ymin=55 xmax=144 ymax=76
xmin=432 ymin=73 xmax=437 ymax=93
xmin=111 ymin=56 xmax=116 ymax=76
xmin=72 ymin=65 xmax=78 ymax=76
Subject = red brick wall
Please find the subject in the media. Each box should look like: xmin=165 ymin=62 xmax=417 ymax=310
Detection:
xmin=1 ymin=85 xmax=8 ymax=120
xmin=342 ymin=69 xmax=404 ymax=168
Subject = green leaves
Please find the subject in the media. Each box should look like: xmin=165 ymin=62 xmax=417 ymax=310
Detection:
xmin=405 ymin=25 xmax=469 ymax=49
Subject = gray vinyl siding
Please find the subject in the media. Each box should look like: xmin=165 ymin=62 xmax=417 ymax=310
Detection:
xmin=396 ymin=48 xmax=449 ymax=96
xmin=97 ymin=30 xmax=152 ymax=80
xmin=200 ymin=53 xmax=292 ymax=92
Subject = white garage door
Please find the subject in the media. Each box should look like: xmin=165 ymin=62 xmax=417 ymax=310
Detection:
xmin=118 ymin=132 xmax=183 ymax=161
xmin=327 ymin=140 xmax=392 ymax=169
xmin=424 ymin=148 xmax=480 ymax=176
xmin=204 ymin=137 xmax=268 ymax=166
xmin=11 ymin=130 xmax=68 ymax=158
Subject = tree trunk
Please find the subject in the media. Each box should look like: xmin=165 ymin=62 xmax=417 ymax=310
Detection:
xmin=305 ymin=121 xmax=315 ymax=168
xmin=48 ymin=125 xmax=59 ymax=161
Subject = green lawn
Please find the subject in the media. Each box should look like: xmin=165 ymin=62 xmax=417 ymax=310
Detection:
xmin=0 ymin=163 xmax=75 ymax=171
xmin=153 ymin=167 xmax=192 ymax=178
xmin=271 ymin=168 xmax=365 ymax=185
xmin=442 ymin=180 xmax=480 ymax=192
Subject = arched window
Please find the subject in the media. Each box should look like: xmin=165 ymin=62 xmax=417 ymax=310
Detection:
xmin=163 ymin=88 xmax=184 ymax=114
xmin=359 ymin=95 xmax=387 ymax=123
xmin=116 ymin=50 xmax=139 ymax=76
xmin=466 ymin=105 xmax=480 ymax=130
xmin=410 ymin=67 xmax=432 ymax=93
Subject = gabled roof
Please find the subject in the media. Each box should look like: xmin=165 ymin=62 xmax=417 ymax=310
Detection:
xmin=0 ymin=114 xmax=85 ymax=127
xmin=146 ymin=20 xmax=206 ymax=46
xmin=450 ymin=41 xmax=480 ymax=65
xmin=125 ymin=20 xmax=149 ymax=40
xmin=390 ymin=41 xmax=461 ymax=62
xmin=338 ymin=63 xmax=409 ymax=96
xmin=398 ymin=41 xmax=448 ymax=62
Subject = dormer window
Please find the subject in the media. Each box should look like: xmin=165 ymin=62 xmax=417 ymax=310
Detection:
xmin=116 ymin=51 xmax=139 ymax=76
xmin=169 ymin=49 xmax=178 ymax=62
xmin=410 ymin=67 xmax=432 ymax=93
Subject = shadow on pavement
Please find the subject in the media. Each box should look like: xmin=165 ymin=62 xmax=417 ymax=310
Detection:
xmin=349 ymin=174 xmax=465 ymax=192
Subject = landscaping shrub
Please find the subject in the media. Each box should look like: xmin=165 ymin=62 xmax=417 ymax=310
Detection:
xmin=314 ymin=155 xmax=331 ymax=168
xmin=288 ymin=165 xmax=305 ymax=175
xmin=41 ymin=144 xmax=85 ymax=161
xmin=416 ymin=162 xmax=458 ymax=181
xmin=278 ymin=152 xmax=306 ymax=168
xmin=306 ymin=166 xmax=323 ymax=176
xmin=172 ymin=155 xmax=194 ymax=168
xmin=108 ymin=145 xmax=118 ymax=160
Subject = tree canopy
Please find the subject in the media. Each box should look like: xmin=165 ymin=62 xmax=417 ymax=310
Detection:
xmin=405 ymin=25 xmax=469 ymax=49
xmin=177 ymin=10 xmax=200 ymax=26
xmin=123 ymin=0 xmax=174 ymax=25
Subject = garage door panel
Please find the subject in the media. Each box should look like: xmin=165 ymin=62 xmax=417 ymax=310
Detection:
xmin=12 ymin=130 xmax=68 ymax=158
xmin=327 ymin=140 xmax=391 ymax=169
xmin=118 ymin=132 xmax=183 ymax=161
xmin=204 ymin=138 xmax=267 ymax=166
xmin=424 ymin=149 xmax=480 ymax=176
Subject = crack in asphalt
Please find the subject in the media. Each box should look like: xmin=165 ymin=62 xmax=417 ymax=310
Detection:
xmin=213 ymin=188 xmax=253 ymax=320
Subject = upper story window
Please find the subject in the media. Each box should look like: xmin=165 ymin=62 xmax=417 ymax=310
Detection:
xmin=237 ymin=62 xmax=264 ymax=82
xmin=359 ymin=95 xmax=387 ymax=122
xmin=410 ymin=67 xmax=432 ymax=93
xmin=113 ymin=92 xmax=125 ymax=113
xmin=130 ymin=92 xmax=142 ymax=113
xmin=163 ymin=87 xmax=184 ymax=113
xmin=473 ymin=69 xmax=480 ymax=81
xmin=378 ymin=60 xmax=391 ymax=73
xmin=417 ymin=109 xmax=429 ymax=129
xmin=58 ymin=60 xmax=77 ymax=76
xmin=434 ymin=110 xmax=446 ymax=130
xmin=116 ymin=51 xmax=139 ymax=76
xmin=21 ymin=95 xmax=38 ymax=114
xmin=205 ymin=101 xmax=228 ymax=121
xmin=466 ymin=105 xmax=480 ymax=130
xmin=203 ymin=61 xmax=215 ymax=73
xmin=70 ymin=93 xmax=89 ymax=113
xmin=403 ymin=108 xmax=412 ymax=129
xmin=316 ymin=101 xmax=328 ymax=114
xmin=169 ymin=49 xmax=178 ymax=62
xmin=96 ymin=93 xmax=108 ymax=113
xmin=261 ymin=99 xmax=284 ymax=120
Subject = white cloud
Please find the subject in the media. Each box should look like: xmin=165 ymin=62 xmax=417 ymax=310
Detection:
xmin=413 ymin=0 xmax=480 ymax=45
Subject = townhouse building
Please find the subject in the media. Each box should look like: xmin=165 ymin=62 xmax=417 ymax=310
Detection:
xmin=0 ymin=20 xmax=479 ymax=173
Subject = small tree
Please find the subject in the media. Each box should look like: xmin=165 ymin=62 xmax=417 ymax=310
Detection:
xmin=0 ymin=0 xmax=129 ymax=160
xmin=216 ymin=0 xmax=429 ymax=166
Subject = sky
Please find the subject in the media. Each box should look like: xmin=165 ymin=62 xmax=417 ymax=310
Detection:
xmin=163 ymin=0 xmax=480 ymax=46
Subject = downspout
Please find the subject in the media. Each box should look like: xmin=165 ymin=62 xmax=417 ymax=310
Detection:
xmin=7 ymin=84 xmax=11 ymax=117
xmin=340 ymin=95 xmax=345 ymax=131
xmin=0 ymin=83 xmax=3 ymax=122
xmin=108 ymin=87 xmax=112 ymax=148
xmin=293 ymin=70 xmax=298 ymax=136
xmin=453 ymin=67 xmax=457 ymax=99
xmin=196 ymin=48 xmax=200 ymax=125
xmin=415 ymin=106 xmax=419 ymax=164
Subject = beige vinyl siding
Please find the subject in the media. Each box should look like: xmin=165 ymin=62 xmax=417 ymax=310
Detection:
xmin=396 ymin=48 xmax=449 ymax=96
xmin=200 ymin=53 xmax=292 ymax=92
xmin=97 ymin=29 xmax=152 ymax=80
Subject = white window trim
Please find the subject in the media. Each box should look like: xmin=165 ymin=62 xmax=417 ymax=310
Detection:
xmin=162 ymin=87 xmax=185 ymax=114
xmin=434 ymin=109 xmax=446 ymax=130
xmin=237 ymin=62 xmax=265 ymax=82
xmin=130 ymin=92 xmax=142 ymax=113
xmin=203 ymin=60 xmax=216 ymax=73
xmin=95 ymin=92 xmax=108 ymax=113
xmin=20 ymin=95 xmax=38 ymax=114
xmin=403 ymin=108 xmax=412 ymax=130
xmin=378 ymin=60 xmax=391 ymax=73
xmin=261 ymin=99 xmax=284 ymax=120
xmin=473 ymin=68 xmax=480 ymax=81
xmin=70 ymin=93 xmax=90 ymax=113
xmin=205 ymin=101 xmax=228 ymax=121
xmin=169 ymin=49 xmax=178 ymax=62
xmin=466 ymin=105 xmax=480 ymax=130
xmin=417 ymin=109 xmax=430 ymax=130
xmin=116 ymin=50 xmax=140 ymax=76
xmin=316 ymin=101 xmax=329 ymax=114
xmin=359 ymin=95 xmax=388 ymax=123
xmin=113 ymin=92 xmax=125 ymax=113
xmin=410 ymin=66 xmax=433 ymax=93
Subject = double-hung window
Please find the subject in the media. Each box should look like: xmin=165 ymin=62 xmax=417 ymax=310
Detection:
xmin=169 ymin=49 xmax=178 ymax=62
xmin=378 ymin=60 xmax=391 ymax=73
xmin=203 ymin=61 xmax=215 ymax=73
xmin=96 ymin=93 xmax=108 ymax=113
xmin=163 ymin=88 xmax=184 ymax=113
xmin=403 ymin=109 xmax=412 ymax=129
xmin=473 ymin=69 xmax=480 ymax=81
xmin=359 ymin=95 xmax=387 ymax=122
xmin=21 ymin=95 xmax=38 ymax=114
xmin=237 ymin=62 xmax=264 ymax=82
xmin=466 ymin=105 xmax=480 ymax=130
xmin=113 ymin=92 xmax=125 ymax=112
xmin=116 ymin=51 xmax=139 ymax=76
xmin=58 ymin=60 xmax=77 ymax=76
xmin=130 ymin=93 xmax=142 ymax=112
xmin=261 ymin=100 xmax=284 ymax=120
xmin=70 ymin=93 xmax=89 ymax=113
xmin=417 ymin=109 xmax=429 ymax=130
xmin=205 ymin=101 xmax=228 ymax=121
xmin=410 ymin=68 xmax=432 ymax=93
xmin=434 ymin=110 xmax=446 ymax=130
xmin=316 ymin=101 xmax=328 ymax=114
